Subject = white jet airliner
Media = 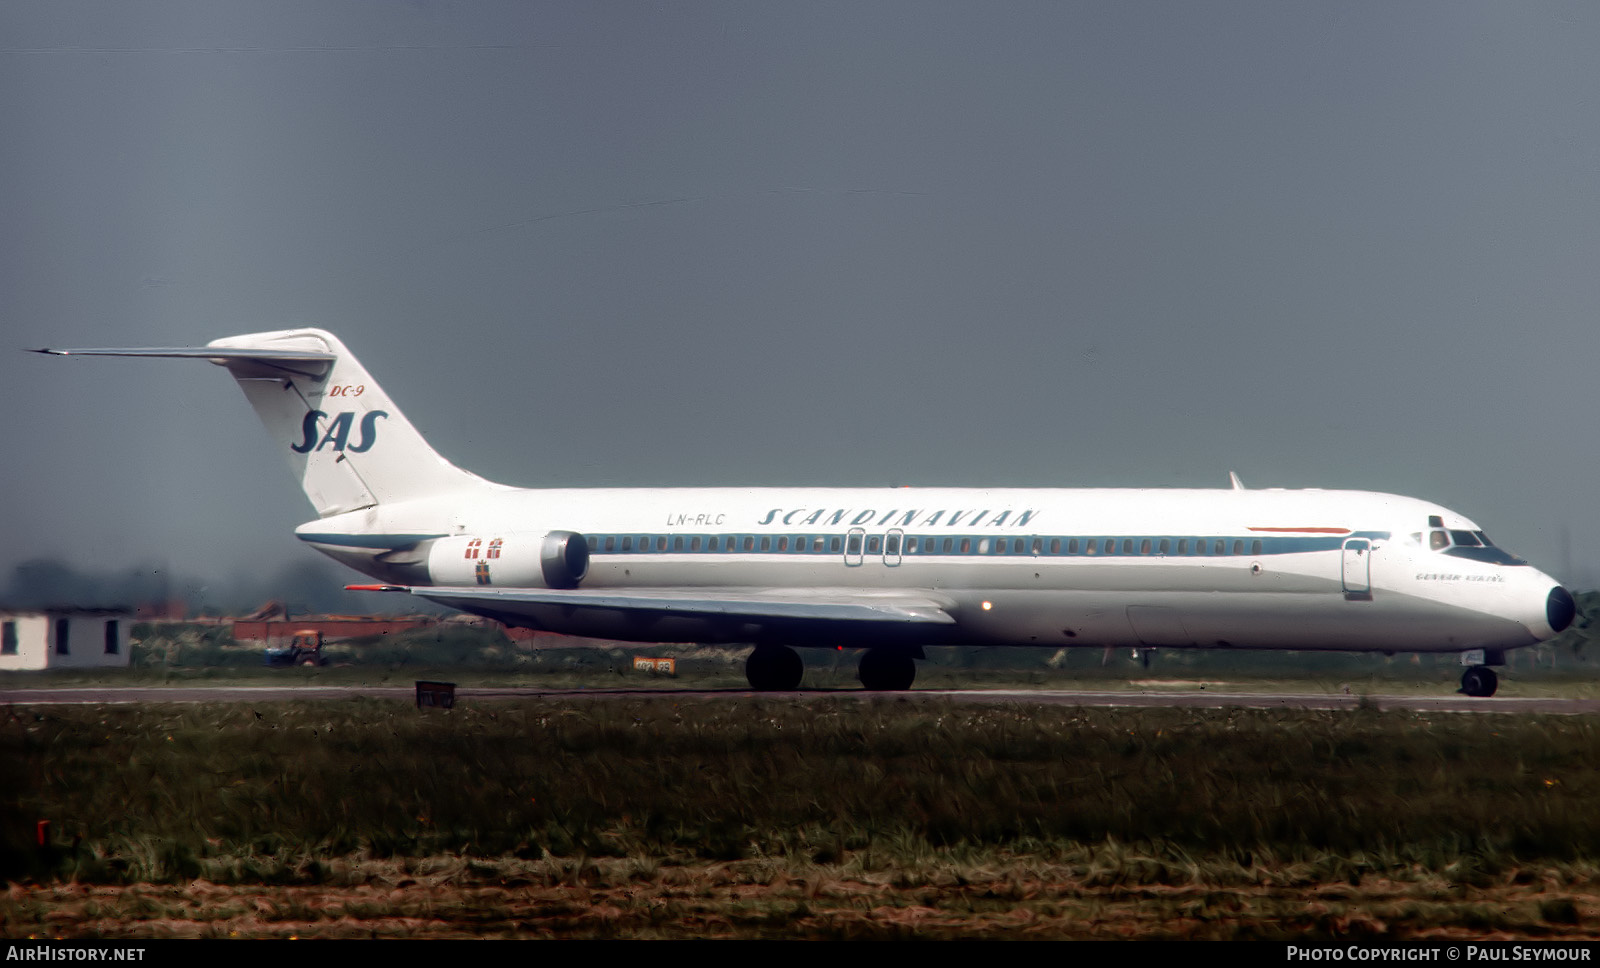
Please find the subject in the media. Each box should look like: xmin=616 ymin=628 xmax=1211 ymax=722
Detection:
xmin=41 ymin=328 xmax=1575 ymax=696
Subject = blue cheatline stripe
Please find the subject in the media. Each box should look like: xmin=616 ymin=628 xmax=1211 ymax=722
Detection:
xmin=582 ymin=531 xmax=1392 ymax=558
xmin=298 ymin=529 xmax=1428 ymax=561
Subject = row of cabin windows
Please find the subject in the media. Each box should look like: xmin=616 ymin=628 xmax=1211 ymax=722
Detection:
xmin=4 ymin=619 xmax=121 ymax=656
xmin=582 ymin=534 xmax=1267 ymax=558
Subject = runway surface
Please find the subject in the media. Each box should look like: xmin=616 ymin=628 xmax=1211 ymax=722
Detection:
xmin=2 ymin=685 xmax=1597 ymax=713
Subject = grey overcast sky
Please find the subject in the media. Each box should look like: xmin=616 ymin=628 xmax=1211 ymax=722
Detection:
xmin=4 ymin=2 xmax=1600 ymax=595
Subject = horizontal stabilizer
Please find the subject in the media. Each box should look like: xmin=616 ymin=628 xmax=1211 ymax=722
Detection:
xmin=33 ymin=346 xmax=336 ymax=378
xmin=358 ymin=584 xmax=957 ymax=625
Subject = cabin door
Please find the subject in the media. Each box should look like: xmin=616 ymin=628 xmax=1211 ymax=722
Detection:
xmin=1341 ymin=538 xmax=1372 ymax=600
xmin=844 ymin=528 xmax=865 ymax=567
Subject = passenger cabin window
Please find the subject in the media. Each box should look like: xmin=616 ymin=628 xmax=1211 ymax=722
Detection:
xmin=1 ymin=621 xmax=16 ymax=655
xmin=55 ymin=618 xmax=69 ymax=655
xmin=104 ymin=620 xmax=118 ymax=655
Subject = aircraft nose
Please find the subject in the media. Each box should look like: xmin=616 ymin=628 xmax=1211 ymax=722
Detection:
xmin=1547 ymin=586 xmax=1577 ymax=634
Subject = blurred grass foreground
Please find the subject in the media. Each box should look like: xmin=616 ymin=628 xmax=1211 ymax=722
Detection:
xmin=6 ymin=697 xmax=1600 ymax=938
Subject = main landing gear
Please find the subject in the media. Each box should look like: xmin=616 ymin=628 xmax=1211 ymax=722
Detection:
xmin=858 ymin=648 xmax=916 ymax=691
xmin=743 ymin=645 xmax=922 ymax=691
xmin=1459 ymin=666 xmax=1498 ymax=698
xmin=745 ymin=645 xmax=804 ymax=691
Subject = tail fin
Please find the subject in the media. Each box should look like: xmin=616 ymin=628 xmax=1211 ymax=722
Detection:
xmin=39 ymin=328 xmax=495 ymax=516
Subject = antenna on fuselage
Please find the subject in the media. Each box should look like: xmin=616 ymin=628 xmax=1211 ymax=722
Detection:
xmin=1228 ymin=471 xmax=1245 ymax=490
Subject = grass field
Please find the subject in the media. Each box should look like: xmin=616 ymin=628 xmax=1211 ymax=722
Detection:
xmin=6 ymin=617 xmax=1600 ymax=696
xmin=6 ymin=696 xmax=1600 ymax=938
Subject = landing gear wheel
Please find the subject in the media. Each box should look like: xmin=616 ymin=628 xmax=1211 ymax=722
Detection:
xmin=1460 ymin=666 xmax=1498 ymax=698
xmin=858 ymin=649 xmax=916 ymax=691
xmin=745 ymin=645 xmax=803 ymax=691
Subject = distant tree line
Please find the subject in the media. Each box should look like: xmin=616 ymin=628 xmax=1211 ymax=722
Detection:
xmin=0 ymin=556 xmax=402 ymax=617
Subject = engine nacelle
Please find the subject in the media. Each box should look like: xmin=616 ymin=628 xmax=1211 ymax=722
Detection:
xmin=425 ymin=530 xmax=589 ymax=588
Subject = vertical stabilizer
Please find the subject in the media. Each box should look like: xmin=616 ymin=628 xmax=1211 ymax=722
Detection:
xmin=38 ymin=329 xmax=496 ymax=517
xmin=205 ymin=328 xmax=494 ymax=516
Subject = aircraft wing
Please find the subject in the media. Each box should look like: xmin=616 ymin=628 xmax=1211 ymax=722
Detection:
xmin=349 ymin=584 xmax=956 ymax=625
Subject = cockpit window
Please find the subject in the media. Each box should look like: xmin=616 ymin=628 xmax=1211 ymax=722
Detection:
xmin=1419 ymin=521 xmax=1525 ymax=564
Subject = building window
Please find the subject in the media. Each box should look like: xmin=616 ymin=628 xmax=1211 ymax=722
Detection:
xmin=105 ymin=620 xmax=119 ymax=655
xmin=55 ymin=618 xmax=69 ymax=655
xmin=1 ymin=621 xmax=15 ymax=655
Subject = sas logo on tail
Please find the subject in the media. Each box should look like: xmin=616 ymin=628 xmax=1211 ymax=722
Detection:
xmin=291 ymin=410 xmax=388 ymax=453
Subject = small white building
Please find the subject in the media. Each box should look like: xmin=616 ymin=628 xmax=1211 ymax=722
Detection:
xmin=0 ymin=608 xmax=132 ymax=671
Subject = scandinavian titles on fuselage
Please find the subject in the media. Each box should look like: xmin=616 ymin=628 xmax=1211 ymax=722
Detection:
xmin=753 ymin=508 xmax=1041 ymax=528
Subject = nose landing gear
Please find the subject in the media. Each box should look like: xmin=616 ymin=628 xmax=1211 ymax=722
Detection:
xmin=1459 ymin=665 xmax=1498 ymax=698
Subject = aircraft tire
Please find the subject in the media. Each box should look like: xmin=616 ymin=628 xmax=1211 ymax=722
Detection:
xmin=1460 ymin=666 xmax=1498 ymax=698
xmin=859 ymin=648 xmax=915 ymax=691
xmin=746 ymin=645 xmax=803 ymax=691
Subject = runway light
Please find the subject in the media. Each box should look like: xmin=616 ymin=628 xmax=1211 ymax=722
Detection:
xmin=981 ymin=601 xmax=993 ymax=611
